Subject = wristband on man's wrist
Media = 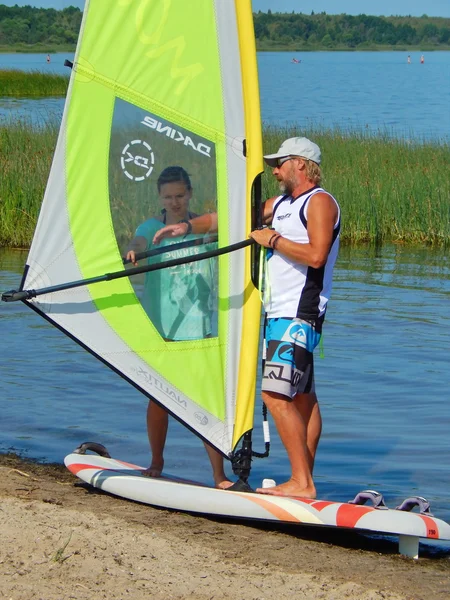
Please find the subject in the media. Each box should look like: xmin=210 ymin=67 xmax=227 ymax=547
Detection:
xmin=179 ymin=219 xmax=192 ymax=235
xmin=268 ymin=233 xmax=278 ymax=248
xmin=272 ymin=234 xmax=282 ymax=250
xmin=268 ymin=233 xmax=281 ymax=249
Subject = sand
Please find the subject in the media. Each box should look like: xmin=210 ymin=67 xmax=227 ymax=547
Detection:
xmin=0 ymin=453 xmax=449 ymax=600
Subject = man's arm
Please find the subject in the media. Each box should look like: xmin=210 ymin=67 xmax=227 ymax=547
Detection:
xmin=250 ymin=193 xmax=338 ymax=268
xmin=262 ymin=197 xmax=276 ymax=225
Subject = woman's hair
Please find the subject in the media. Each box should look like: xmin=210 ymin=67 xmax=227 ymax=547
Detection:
xmin=157 ymin=166 xmax=192 ymax=192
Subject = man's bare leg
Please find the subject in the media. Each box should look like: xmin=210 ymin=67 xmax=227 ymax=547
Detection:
xmin=142 ymin=400 xmax=168 ymax=477
xmin=204 ymin=442 xmax=233 ymax=489
xmin=256 ymin=390 xmax=316 ymax=498
xmin=293 ymin=391 xmax=322 ymax=473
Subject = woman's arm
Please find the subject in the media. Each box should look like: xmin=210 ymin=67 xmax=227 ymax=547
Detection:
xmin=152 ymin=213 xmax=218 ymax=245
xmin=125 ymin=235 xmax=147 ymax=266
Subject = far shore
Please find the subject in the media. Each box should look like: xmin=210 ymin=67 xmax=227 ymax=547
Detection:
xmin=1 ymin=45 xmax=450 ymax=54
xmin=0 ymin=45 xmax=75 ymax=54
xmin=257 ymin=45 xmax=450 ymax=52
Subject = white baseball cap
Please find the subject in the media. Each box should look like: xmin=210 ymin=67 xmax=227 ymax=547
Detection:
xmin=263 ymin=136 xmax=321 ymax=167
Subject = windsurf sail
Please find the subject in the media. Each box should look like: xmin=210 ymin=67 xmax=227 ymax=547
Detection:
xmin=4 ymin=1 xmax=263 ymax=461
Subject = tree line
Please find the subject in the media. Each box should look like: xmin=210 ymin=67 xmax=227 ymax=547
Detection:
xmin=254 ymin=11 xmax=450 ymax=49
xmin=0 ymin=5 xmax=449 ymax=49
xmin=0 ymin=5 xmax=81 ymax=46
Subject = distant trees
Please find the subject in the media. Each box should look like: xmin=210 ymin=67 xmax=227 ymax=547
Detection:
xmin=0 ymin=6 xmax=449 ymax=49
xmin=253 ymin=11 xmax=450 ymax=49
xmin=0 ymin=5 xmax=82 ymax=46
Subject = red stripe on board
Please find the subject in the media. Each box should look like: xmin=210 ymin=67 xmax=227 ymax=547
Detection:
xmin=67 ymin=462 xmax=206 ymax=486
xmin=310 ymin=501 xmax=335 ymax=511
xmin=115 ymin=459 xmax=144 ymax=469
xmin=336 ymin=504 xmax=374 ymax=528
xmin=67 ymin=463 xmax=119 ymax=476
xmin=420 ymin=515 xmax=439 ymax=539
xmin=283 ymin=498 xmax=335 ymax=512
xmin=277 ymin=497 xmax=333 ymax=508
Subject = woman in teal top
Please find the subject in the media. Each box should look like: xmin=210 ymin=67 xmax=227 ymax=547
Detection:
xmin=128 ymin=166 xmax=214 ymax=340
xmin=126 ymin=166 xmax=230 ymax=488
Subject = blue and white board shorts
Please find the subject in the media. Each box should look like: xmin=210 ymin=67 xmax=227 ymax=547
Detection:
xmin=262 ymin=317 xmax=321 ymax=400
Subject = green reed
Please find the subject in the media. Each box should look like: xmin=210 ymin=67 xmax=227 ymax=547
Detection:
xmin=0 ymin=118 xmax=58 ymax=247
xmin=263 ymin=125 xmax=450 ymax=246
xmin=1 ymin=120 xmax=449 ymax=248
xmin=0 ymin=69 xmax=69 ymax=97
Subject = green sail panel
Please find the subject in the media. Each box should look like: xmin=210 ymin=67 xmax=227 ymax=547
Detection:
xmin=22 ymin=0 xmax=263 ymax=455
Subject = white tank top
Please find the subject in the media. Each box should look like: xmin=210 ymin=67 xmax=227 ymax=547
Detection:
xmin=265 ymin=186 xmax=340 ymax=320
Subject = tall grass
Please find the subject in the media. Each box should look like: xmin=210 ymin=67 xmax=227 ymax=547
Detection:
xmin=1 ymin=120 xmax=449 ymax=248
xmin=0 ymin=69 xmax=69 ymax=97
xmin=263 ymin=125 xmax=450 ymax=246
xmin=0 ymin=118 xmax=58 ymax=247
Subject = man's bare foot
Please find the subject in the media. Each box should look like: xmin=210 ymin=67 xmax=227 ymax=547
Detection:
xmin=255 ymin=479 xmax=316 ymax=499
xmin=141 ymin=459 xmax=164 ymax=478
xmin=215 ymin=478 xmax=233 ymax=490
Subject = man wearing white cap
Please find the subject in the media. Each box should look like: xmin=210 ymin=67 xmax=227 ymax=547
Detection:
xmin=250 ymin=136 xmax=340 ymax=499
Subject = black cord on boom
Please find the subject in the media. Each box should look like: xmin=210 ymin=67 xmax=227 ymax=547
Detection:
xmin=252 ymin=402 xmax=270 ymax=458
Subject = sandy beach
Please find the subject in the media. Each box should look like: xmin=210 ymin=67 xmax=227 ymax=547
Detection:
xmin=0 ymin=453 xmax=449 ymax=600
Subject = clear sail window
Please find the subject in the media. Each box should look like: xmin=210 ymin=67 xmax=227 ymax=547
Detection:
xmin=109 ymin=98 xmax=218 ymax=341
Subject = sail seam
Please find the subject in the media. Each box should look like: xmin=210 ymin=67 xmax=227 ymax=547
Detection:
xmin=73 ymin=63 xmax=228 ymax=146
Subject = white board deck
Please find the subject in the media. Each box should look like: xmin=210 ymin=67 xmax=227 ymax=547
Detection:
xmin=65 ymin=452 xmax=450 ymax=558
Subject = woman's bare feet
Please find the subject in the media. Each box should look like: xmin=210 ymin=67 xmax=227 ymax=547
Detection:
xmin=215 ymin=478 xmax=233 ymax=490
xmin=142 ymin=459 xmax=164 ymax=478
xmin=255 ymin=478 xmax=316 ymax=499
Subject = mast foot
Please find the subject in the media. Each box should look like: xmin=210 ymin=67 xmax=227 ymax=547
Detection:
xmin=228 ymin=479 xmax=254 ymax=493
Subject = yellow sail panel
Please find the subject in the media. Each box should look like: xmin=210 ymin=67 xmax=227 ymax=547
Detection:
xmin=75 ymin=0 xmax=225 ymax=131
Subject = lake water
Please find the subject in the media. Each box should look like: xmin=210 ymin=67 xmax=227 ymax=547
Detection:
xmin=0 ymin=51 xmax=449 ymax=140
xmin=2 ymin=246 xmax=450 ymax=526
xmin=259 ymin=51 xmax=450 ymax=141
